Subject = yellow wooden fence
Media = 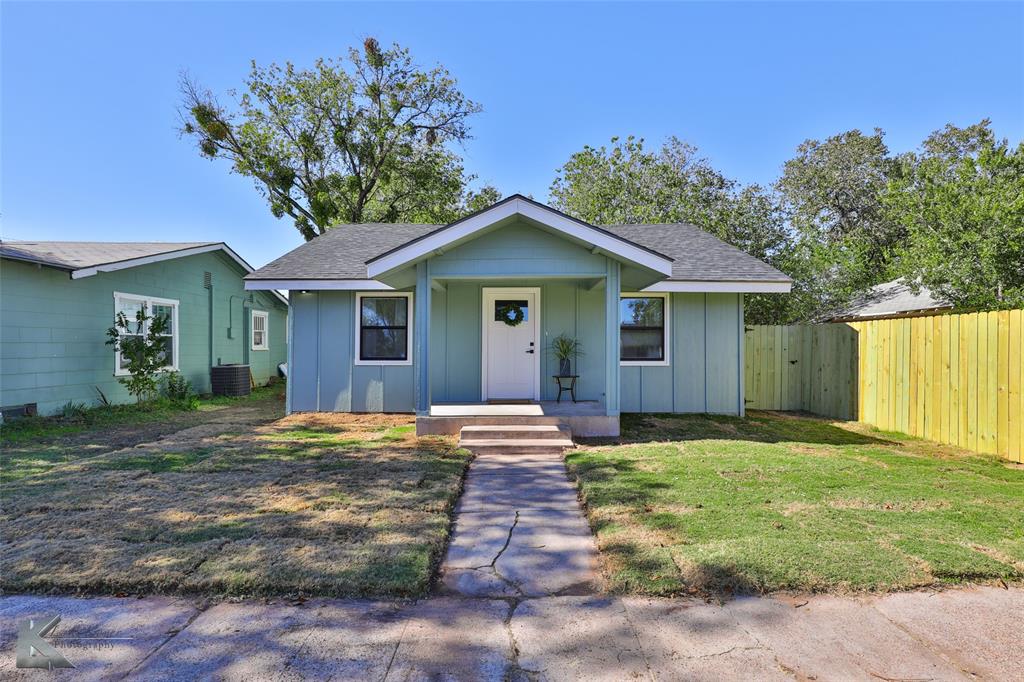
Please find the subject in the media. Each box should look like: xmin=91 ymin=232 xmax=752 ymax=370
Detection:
xmin=745 ymin=310 xmax=1023 ymax=462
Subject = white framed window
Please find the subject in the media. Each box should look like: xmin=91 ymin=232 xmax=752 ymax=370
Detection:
xmin=354 ymin=291 xmax=413 ymax=366
xmin=113 ymin=292 xmax=179 ymax=376
xmin=251 ymin=310 xmax=269 ymax=351
xmin=620 ymin=292 xmax=670 ymax=366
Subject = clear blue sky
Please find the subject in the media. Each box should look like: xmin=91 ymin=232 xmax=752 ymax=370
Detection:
xmin=3 ymin=1 xmax=1022 ymax=268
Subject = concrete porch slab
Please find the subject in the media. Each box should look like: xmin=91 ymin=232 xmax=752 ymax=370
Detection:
xmin=417 ymin=403 xmax=619 ymax=437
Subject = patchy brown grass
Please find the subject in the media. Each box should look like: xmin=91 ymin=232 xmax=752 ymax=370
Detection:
xmin=0 ymin=412 xmax=470 ymax=598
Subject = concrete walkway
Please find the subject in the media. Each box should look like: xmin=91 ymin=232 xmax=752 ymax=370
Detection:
xmin=2 ymin=587 xmax=1021 ymax=679
xmin=439 ymin=449 xmax=600 ymax=597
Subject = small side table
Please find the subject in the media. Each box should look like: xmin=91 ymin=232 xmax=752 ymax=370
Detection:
xmin=552 ymin=375 xmax=578 ymax=403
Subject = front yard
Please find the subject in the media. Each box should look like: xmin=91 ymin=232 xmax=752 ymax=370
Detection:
xmin=567 ymin=411 xmax=1024 ymax=597
xmin=1 ymin=403 xmax=469 ymax=598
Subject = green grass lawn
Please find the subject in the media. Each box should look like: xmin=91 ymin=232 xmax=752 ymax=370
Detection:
xmin=567 ymin=411 xmax=1024 ymax=597
xmin=1 ymin=411 xmax=470 ymax=598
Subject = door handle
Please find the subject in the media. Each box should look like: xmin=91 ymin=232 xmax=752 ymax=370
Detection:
xmin=525 ymin=349 xmax=535 ymax=354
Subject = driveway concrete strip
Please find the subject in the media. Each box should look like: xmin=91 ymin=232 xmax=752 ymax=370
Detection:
xmin=441 ymin=450 xmax=602 ymax=597
xmin=1 ymin=588 xmax=1021 ymax=680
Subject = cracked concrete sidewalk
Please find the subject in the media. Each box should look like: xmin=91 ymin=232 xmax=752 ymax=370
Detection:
xmin=439 ymin=449 xmax=601 ymax=598
xmin=2 ymin=587 xmax=1022 ymax=679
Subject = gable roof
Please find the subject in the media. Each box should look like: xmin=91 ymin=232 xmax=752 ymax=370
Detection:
xmin=2 ymin=241 xmax=287 ymax=305
xmin=366 ymin=194 xmax=674 ymax=279
xmin=830 ymin=279 xmax=952 ymax=321
xmin=245 ymin=195 xmax=792 ymax=293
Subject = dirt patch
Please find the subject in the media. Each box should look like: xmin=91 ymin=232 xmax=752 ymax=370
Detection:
xmin=828 ymin=498 xmax=952 ymax=512
xmin=782 ymin=501 xmax=817 ymax=516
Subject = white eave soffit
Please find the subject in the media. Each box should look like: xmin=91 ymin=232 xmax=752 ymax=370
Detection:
xmin=364 ymin=197 xmax=675 ymax=279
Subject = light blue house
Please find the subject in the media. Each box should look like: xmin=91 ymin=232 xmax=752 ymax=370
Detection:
xmin=1 ymin=241 xmax=288 ymax=416
xmin=246 ymin=195 xmax=791 ymax=435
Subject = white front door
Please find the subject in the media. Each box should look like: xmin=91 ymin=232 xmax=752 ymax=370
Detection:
xmin=483 ymin=288 xmax=540 ymax=401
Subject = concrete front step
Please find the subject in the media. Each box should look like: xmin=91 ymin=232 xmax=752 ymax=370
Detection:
xmin=458 ymin=438 xmax=575 ymax=455
xmin=460 ymin=424 xmax=571 ymax=440
xmin=458 ymin=424 xmax=576 ymax=455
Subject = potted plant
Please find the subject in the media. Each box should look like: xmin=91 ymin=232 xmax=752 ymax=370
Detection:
xmin=550 ymin=334 xmax=583 ymax=376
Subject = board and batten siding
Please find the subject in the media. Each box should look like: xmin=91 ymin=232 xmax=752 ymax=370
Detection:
xmin=289 ymin=288 xmax=745 ymax=415
xmin=288 ymin=291 xmax=415 ymax=413
xmin=0 ymin=252 xmax=287 ymax=415
xmin=620 ymin=293 xmax=745 ymax=415
xmin=288 ymin=282 xmax=606 ymax=411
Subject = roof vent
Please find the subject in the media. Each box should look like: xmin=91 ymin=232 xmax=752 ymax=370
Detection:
xmin=203 ymin=271 xmax=212 ymax=289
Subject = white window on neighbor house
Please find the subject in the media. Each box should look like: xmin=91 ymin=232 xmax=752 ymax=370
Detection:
xmin=620 ymin=293 xmax=670 ymax=366
xmin=113 ymin=292 xmax=179 ymax=375
xmin=355 ymin=292 xmax=413 ymax=365
xmin=251 ymin=310 xmax=269 ymax=351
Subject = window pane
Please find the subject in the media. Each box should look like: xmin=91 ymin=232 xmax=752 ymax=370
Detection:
xmin=361 ymin=297 xmax=407 ymax=326
xmin=253 ymin=330 xmax=265 ymax=347
xmin=152 ymin=304 xmax=174 ymax=335
xmin=620 ymin=297 xmax=663 ymax=327
xmin=361 ymin=329 xmax=408 ymax=361
xmin=621 ymin=329 xmax=664 ymax=360
xmin=117 ymin=299 xmax=145 ymax=333
xmin=494 ymin=300 xmax=529 ymax=323
xmin=156 ymin=336 xmax=174 ymax=367
xmin=119 ymin=334 xmax=144 ymax=369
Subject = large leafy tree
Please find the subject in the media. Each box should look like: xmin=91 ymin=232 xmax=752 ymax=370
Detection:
xmin=885 ymin=120 xmax=1024 ymax=308
xmin=549 ymin=136 xmax=733 ymax=227
xmin=775 ymin=128 xmax=902 ymax=319
xmin=181 ymin=39 xmax=486 ymax=239
xmin=549 ymin=136 xmax=795 ymax=323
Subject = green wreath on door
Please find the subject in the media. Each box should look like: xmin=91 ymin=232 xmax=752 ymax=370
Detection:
xmin=499 ymin=301 xmax=526 ymax=327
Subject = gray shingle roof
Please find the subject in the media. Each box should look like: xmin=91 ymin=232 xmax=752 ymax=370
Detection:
xmin=247 ymin=222 xmax=791 ymax=283
xmin=1 ymin=241 xmax=217 ymax=270
xmin=605 ymin=224 xmax=789 ymax=282
xmin=246 ymin=224 xmax=435 ymax=281
xmin=831 ymin=279 xmax=952 ymax=320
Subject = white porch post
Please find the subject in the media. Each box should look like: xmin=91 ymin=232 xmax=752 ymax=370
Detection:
xmin=414 ymin=261 xmax=431 ymax=416
xmin=605 ymin=258 xmax=621 ymax=416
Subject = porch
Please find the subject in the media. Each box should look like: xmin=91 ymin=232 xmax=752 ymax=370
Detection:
xmin=417 ymin=400 xmax=619 ymax=436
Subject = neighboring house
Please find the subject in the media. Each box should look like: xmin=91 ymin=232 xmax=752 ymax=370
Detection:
xmin=829 ymin=278 xmax=953 ymax=322
xmin=1 ymin=241 xmax=288 ymax=416
xmin=245 ymin=195 xmax=792 ymax=435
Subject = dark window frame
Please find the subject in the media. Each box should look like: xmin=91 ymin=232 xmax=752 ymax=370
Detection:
xmin=358 ymin=295 xmax=410 ymax=362
xmin=619 ymin=295 xmax=667 ymax=362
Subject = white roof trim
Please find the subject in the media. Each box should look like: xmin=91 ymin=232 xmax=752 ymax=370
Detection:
xmin=365 ymin=197 xmax=674 ymax=279
xmin=643 ymin=280 xmax=792 ymax=293
xmin=71 ymin=243 xmax=287 ymax=305
xmin=245 ymin=279 xmax=395 ymax=291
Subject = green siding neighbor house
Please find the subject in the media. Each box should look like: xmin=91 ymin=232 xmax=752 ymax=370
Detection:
xmin=246 ymin=195 xmax=791 ymax=437
xmin=1 ymin=241 xmax=288 ymax=416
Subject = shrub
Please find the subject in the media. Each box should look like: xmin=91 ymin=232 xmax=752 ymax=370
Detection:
xmin=60 ymin=401 xmax=89 ymax=421
xmin=162 ymin=371 xmax=199 ymax=410
xmin=105 ymin=305 xmax=172 ymax=403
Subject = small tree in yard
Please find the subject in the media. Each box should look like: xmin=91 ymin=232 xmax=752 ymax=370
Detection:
xmin=106 ymin=305 xmax=172 ymax=403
